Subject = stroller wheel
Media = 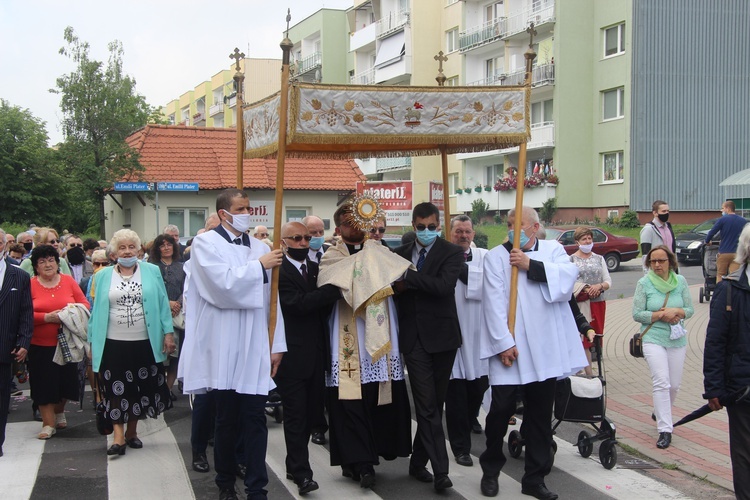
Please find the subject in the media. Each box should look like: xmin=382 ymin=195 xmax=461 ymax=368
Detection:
xmin=577 ymin=431 xmax=594 ymax=458
xmin=699 ymin=287 xmax=704 ymax=303
xmin=599 ymin=440 xmax=617 ymax=469
xmin=508 ymin=430 xmax=523 ymax=458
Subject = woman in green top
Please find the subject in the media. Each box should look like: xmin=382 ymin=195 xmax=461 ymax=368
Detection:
xmin=632 ymin=245 xmax=693 ymax=450
xmin=19 ymin=227 xmax=71 ymax=276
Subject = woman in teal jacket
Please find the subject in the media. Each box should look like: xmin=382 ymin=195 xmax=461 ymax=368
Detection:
xmin=89 ymin=229 xmax=176 ymax=456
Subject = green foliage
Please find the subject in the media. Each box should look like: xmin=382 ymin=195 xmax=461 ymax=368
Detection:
xmin=618 ymin=210 xmax=641 ymax=228
xmin=539 ymin=197 xmax=557 ymax=223
xmin=470 ymin=199 xmax=490 ymax=225
xmin=473 ymin=230 xmax=489 ymax=249
xmin=493 ymin=212 xmax=503 ymax=225
xmin=0 ymin=222 xmax=28 ymax=240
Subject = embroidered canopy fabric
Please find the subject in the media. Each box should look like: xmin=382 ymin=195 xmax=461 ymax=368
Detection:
xmin=243 ymin=82 xmax=529 ymax=159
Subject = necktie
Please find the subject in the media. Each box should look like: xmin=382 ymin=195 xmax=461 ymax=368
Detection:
xmin=233 ymin=237 xmax=243 ymax=246
xmin=316 ymin=251 xmax=322 ymax=263
xmin=466 ymin=250 xmax=472 ymax=262
xmin=417 ymin=248 xmax=426 ymax=271
xmin=300 ymin=263 xmax=308 ymax=281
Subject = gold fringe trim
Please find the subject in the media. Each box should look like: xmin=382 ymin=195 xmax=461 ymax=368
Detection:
xmin=354 ymin=286 xmax=395 ymax=317
xmin=369 ymin=340 xmax=392 ymax=364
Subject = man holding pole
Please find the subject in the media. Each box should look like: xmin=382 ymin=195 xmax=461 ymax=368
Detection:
xmin=478 ymin=206 xmax=587 ymax=500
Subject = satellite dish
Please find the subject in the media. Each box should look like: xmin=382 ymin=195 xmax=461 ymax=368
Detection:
xmin=314 ymin=69 xmax=322 ymax=82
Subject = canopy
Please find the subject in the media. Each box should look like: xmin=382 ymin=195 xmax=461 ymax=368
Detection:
xmin=243 ymin=82 xmax=530 ymax=159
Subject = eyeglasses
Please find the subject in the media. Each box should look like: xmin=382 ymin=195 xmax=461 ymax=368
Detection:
xmin=415 ymin=224 xmax=438 ymax=231
xmin=48 ymin=239 xmax=59 ymax=244
xmin=68 ymin=243 xmax=83 ymax=248
xmin=649 ymin=258 xmax=669 ymax=264
xmin=93 ymin=261 xmax=110 ymax=267
xmin=283 ymin=235 xmax=312 ymax=242
xmin=370 ymin=227 xmax=386 ymax=234
xmin=257 ymin=232 xmax=269 ymax=237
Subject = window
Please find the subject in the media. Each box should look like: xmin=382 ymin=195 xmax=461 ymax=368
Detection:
xmin=485 ymin=1 xmax=504 ymax=22
xmin=531 ymin=99 xmax=553 ymax=126
xmin=446 ymin=28 xmax=458 ymax=53
xmin=592 ymin=229 xmax=607 ymax=243
xmin=286 ymin=208 xmax=308 ymax=222
xmin=448 ymin=173 xmax=458 ymax=194
xmin=485 ymin=164 xmax=502 ymax=185
xmin=602 ymin=151 xmax=624 ymax=182
xmin=446 ymin=76 xmax=459 ymax=86
xmin=168 ymin=208 xmax=207 ymax=238
xmin=560 ymin=231 xmax=575 ymax=246
xmin=604 ymin=23 xmax=625 ymax=57
xmin=602 ymin=87 xmax=624 ymax=120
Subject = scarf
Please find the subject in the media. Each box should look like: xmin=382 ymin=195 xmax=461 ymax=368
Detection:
xmin=647 ymin=270 xmax=678 ymax=294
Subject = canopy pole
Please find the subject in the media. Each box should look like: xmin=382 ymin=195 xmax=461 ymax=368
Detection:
xmin=507 ymin=24 xmax=537 ymax=339
xmin=435 ymin=51 xmax=451 ymax=230
xmin=268 ymin=11 xmax=294 ymax=347
xmin=230 ymin=48 xmax=246 ymax=188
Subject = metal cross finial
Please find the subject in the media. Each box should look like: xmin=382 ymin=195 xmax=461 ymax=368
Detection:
xmin=434 ymin=51 xmax=448 ymax=75
xmin=285 ymin=8 xmax=291 ymax=37
xmin=526 ymin=22 xmax=537 ymax=48
xmin=229 ymin=48 xmax=245 ymax=72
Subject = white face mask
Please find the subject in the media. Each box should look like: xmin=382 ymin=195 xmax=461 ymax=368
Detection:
xmin=224 ymin=210 xmax=252 ymax=233
xmin=579 ymin=243 xmax=594 ymax=254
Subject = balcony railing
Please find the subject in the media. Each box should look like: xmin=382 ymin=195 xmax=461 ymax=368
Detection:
xmin=350 ymin=68 xmax=375 ymax=85
xmin=227 ymin=96 xmax=237 ymax=108
xmin=295 ymin=52 xmax=322 ymax=75
xmin=376 ymin=9 xmax=409 ymax=39
xmin=209 ymin=102 xmax=223 ymax=116
xmin=459 ymin=1 xmax=555 ymax=52
xmin=467 ymin=63 xmax=555 ymax=88
xmin=376 ymin=156 xmax=411 ymax=173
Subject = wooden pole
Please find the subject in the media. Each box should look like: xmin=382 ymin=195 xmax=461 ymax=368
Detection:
xmin=268 ymin=13 xmax=294 ymax=346
xmin=435 ymin=51 xmax=451 ymax=230
xmin=507 ymin=25 xmax=537 ymax=337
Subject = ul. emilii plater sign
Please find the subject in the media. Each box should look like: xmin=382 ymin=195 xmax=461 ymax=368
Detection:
xmin=356 ymin=181 xmax=413 ymax=226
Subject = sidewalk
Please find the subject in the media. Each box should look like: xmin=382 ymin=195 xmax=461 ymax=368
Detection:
xmin=600 ymin=282 xmax=734 ymax=493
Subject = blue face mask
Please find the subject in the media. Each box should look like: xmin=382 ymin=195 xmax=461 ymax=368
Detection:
xmin=309 ymin=236 xmax=325 ymax=250
xmin=416 ymin=228 xmax=439 ymax=247
xmin=507 ymin=227 xmax=531 ymax=248
xmin=117 ymin=256 xmax=139 ymax=268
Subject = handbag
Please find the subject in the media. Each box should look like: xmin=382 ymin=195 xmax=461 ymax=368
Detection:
xmin=93 ymin=375 xmax=113 ymax=436
xmin=669 ymin=321 xmax=687 ymax=340
xmin=575 ymin=289 xmax=591 ymax=302
xmin=630 ymin=291 xmax=671 ymax=358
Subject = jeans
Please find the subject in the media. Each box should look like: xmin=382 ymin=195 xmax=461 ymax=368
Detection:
xmin=643 ymin=343 xmax=687 ymax=433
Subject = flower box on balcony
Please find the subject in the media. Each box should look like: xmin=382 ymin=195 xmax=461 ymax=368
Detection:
xmin=474 ymin=186 xmax=483 ymax=193
xmin=454 ymin=189 xmax=462 ymax=195
xmin=463 ymin=188 xmax=472 ymax=194
xmin=484 ymin=186 xmax=492 ymax=192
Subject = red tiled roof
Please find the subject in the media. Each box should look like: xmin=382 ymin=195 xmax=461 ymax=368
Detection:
xmin=124 ymin=124 xmax=365 ymax=190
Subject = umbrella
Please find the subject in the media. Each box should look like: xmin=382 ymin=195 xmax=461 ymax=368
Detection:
xmin=674 ymin=386 xmax=750 ymax=427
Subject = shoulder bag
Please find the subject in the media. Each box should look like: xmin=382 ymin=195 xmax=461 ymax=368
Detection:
xmin=93 ymin=374 xmax=113 ymax=436
xmin=630 ymin=291 xmax=670 ymax=358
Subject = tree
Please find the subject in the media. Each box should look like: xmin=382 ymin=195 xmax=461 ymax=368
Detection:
xmin=52 ymin=27 xmax=157 ymax=237
xmin=470 ymin=199 xmax=489 ymax=226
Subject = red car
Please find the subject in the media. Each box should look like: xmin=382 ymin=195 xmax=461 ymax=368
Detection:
xmin=544 ymin=226 xmax=639 ymax=271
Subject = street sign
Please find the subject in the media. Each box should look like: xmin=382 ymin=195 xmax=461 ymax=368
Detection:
xmin=114 ymin=182 xmax=153 ymax=191
xmin=157 ymin=182 xmax=199 ymax=192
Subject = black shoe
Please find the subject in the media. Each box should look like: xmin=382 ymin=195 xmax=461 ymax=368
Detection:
xmin=298 ymin=477 xmax=319 ymax=495
xmin=472 ymin=421 xmax=483 ymax=434
xmin=311 ymin=432 xmax=327 ymax=445
xmin=236 ymin=464 xmax=247 ymax=479
xmin=521 ymin=483 xmax=558 ymax=500
xmin=169 ymin=391 xmax=177 ymax=402
xmin=656 ymin=432 xmax=672 ymax=449
xmin=342 ymin=465 xmax=360 ymax=481
xmin=125 ymin=437 xmax=143 ymax=449
xmin=107 ymin=443 xmax=126 ymax=456
xmin=651 ymin=412 xmax=656 ymax=422
xmin=218 ymin=487 xmax=238 ymax=500
xmin=480 ymin=475 xmax=499 ymax=497
xmin=192 ymin=452 xmax=209 ymax=473
xmin=33 ymin=409 xmax=42 ymax=422
xmin=455 ymin=453 xmax=473 ymax=467
xmin=286 ymin=472 xmax=294 ymax=480
xmin=434 ymin=474 xmax=453 ymax=491
xmin=359 ymin=471 xmax=375 ymax=489
xmin=0 ymin=447 xmax=4 ymax=458
xmin=408 ymin=466 xmax=433 ymax=483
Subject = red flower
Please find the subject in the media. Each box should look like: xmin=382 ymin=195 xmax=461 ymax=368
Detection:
xmin=413 ymin=102 xmax=424 ymax=109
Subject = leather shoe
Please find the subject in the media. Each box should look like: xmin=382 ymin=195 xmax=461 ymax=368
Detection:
xmin=455 ymin=453 xmax=473 ymax=467
xmin=311 ymin=432 xmax=327 ymax=445
xmin=218 ymin=487 xmax=238 ymax=500
xmin=408 ymin=466 xmax=433 ymax=483
xmin=434 ymin=474 xmax=453 ymax=491
xmin=341 ymin=466 xmax=360 ymax=481
xmin=192 ymin=452 xmax=209 ymax=473
xmin=360 ymin=471 xmax=375 ymax=489
xmin=236 ymin=463 xmax=247 ymax=479
xmin=481 ymin=475 xmax=499 ymax=497
xmin=33 ymin=408 xmax=42 ymax=422
xmin=472 ymin=418 xmax=483 ymax=434
xmin=656 ymin=432 xmax=672 ymax=449
xmin=106 ymin=443 xmax=126 ymax=456
xmin=521 ymin=483 xmax=558 ymax=500
xmin=125 ymin=437 xmax=143 ymax=449
xmin=298 ymin=477 xmax=319 ymax=495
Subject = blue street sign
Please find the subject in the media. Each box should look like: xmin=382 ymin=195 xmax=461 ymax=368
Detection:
xmin=114 ymin=182 xmax=153 ymax=191
xmin=157 ymin=182 xmax=200 ymax=192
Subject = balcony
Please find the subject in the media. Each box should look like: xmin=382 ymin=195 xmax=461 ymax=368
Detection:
xmin=351 ymin=22 xmax=376 ymax=51
xmin=456 ymin=123 xmax=555 ymax=160
xmin=459 ymin=18 xmax=506 ymax=52
xmin=459 ymin=1 xmax=555 ymax=52
xmin=295 ymin=52 xmax=322 ymax=76
xmin=350 ymin=68 xmax=375 ymax=85
xmin=227 ymin=96 xmax=237 ymax=108
xmin=467 ymin=63 xmax=555 ymax=87
xmin=376 ymin=156 xmax=411 ymax=173
xmin=455 ymin=183 xmax=556 ymax=213
xmin=193 ymin=112 xmax=205 ymax=126
xmin=376 ymin=9 xmax=409 ymax=39
xmin=209 ymin=102 xmax=223 ymax=116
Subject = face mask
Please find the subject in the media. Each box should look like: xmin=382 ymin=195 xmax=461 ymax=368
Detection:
xmin=285 ymin=246 xmax=309 ymax=262
xmin=223 ymin=210 xmax=252 ymax=233
xmin=508 ymin=227 xmax=531 ymax=248
xmin=117 ymin=256 xmax=139 ymax=268
xmin=67 ymin=246 xmax=86 ymax=265
xmin=309 ymin=236 xmax=325 ymax=250
xmin=23 ymin=241 xmax=33 ymax=252
xmin=657 ymin=213 xmax=669 ymax=223
xmin=579 ymin=243 xmax=594 ymax=254
xmin=416 ymin=228 xmax=439 ymax=247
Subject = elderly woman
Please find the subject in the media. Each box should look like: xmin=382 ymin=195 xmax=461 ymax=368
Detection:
xmin=28 ymin=245 xmax=90 ymax=439
xmin=632 ymin=245 xmax=693 ymax=450
xmin=571 ymin=227 xmax=612 ymax=376
xmin=20 ymin=228 xmax=71 ymax=276
xmin=89 ymin=229 xmax=176 ymax=456
xmin=147 ymin=234 xmax=186 ymax=399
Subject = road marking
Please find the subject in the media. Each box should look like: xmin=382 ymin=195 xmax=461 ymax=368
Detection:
xmin=0 ymin=421 xmax=46 ymax=499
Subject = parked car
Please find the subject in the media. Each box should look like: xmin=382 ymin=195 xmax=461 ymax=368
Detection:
xmin=674 ymin=217 xmax=749 ymax=264
xmin=544 ymin=226 xmax=639 ymax=271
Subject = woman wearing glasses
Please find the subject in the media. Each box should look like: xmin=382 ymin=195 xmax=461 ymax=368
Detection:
xmin=632 ymin=245 xmax=693 ymax=449
xmin=20 ymin=227 xmax=72 ymax=276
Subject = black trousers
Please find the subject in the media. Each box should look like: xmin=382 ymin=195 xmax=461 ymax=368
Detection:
xmin=728 ymin=402 xmax=750 ymax=500
xmin=0 ymin=363 xmax=11 ymax=451
xmin=480 ymin=378 xmax=556 ymax=488
xmin=404 ymin=341 xmax=456 ymax=476
xmin=445 ymin=376 xmax=489 ymax=456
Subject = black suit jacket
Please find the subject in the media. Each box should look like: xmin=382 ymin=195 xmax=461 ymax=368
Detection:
xmin=276 ymin=257 xmax=340 ymax=380
xmin=0 ymin=264 xmax=33 ymax=364
xmin=393 ymin=237 xmax=464 ymax=354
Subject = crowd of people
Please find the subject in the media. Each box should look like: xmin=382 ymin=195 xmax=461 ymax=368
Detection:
xmin=0 ymin=193 xmax=747 ymax=500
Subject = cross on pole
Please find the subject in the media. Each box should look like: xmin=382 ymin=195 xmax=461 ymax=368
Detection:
xmin=526 ymin=22 xmax=537 ymax=48
xmin=229 ymin=48 xmax=245 ymax=73
xmin=285 ymin=8 xmax=291 ymax=38
xmin=434 ymin=51 xmax=448 ymax=75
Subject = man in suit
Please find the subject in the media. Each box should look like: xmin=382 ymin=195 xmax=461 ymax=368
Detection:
xmin=275 ymin=222 xmax=340 ymax=495
xmin=0 ymin=228 xmax=34 ymax=458
xmin=392 ymin=202 xmax=464 ymax=491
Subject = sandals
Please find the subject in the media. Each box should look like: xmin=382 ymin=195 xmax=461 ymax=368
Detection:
xmin=38 ymin=425 xmax=56 ymax=440
xmin=55 ymin=413 xmax=67 ymax=429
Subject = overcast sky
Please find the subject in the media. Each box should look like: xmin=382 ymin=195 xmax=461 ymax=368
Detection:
xmin=0 ymin=0 xmax=353 ymax=145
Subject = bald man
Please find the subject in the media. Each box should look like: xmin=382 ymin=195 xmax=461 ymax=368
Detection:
xmin=301 ymin=215 xmax=329 ymax=264
xmin=254 ymin=225 xmax=270 ymax=241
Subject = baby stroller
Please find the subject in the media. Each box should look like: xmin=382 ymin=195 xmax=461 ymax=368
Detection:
xmin=507 ymin=336 xmax=617 ymax=469
xmin=699 ymin=243 xmax=718 ymax=303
